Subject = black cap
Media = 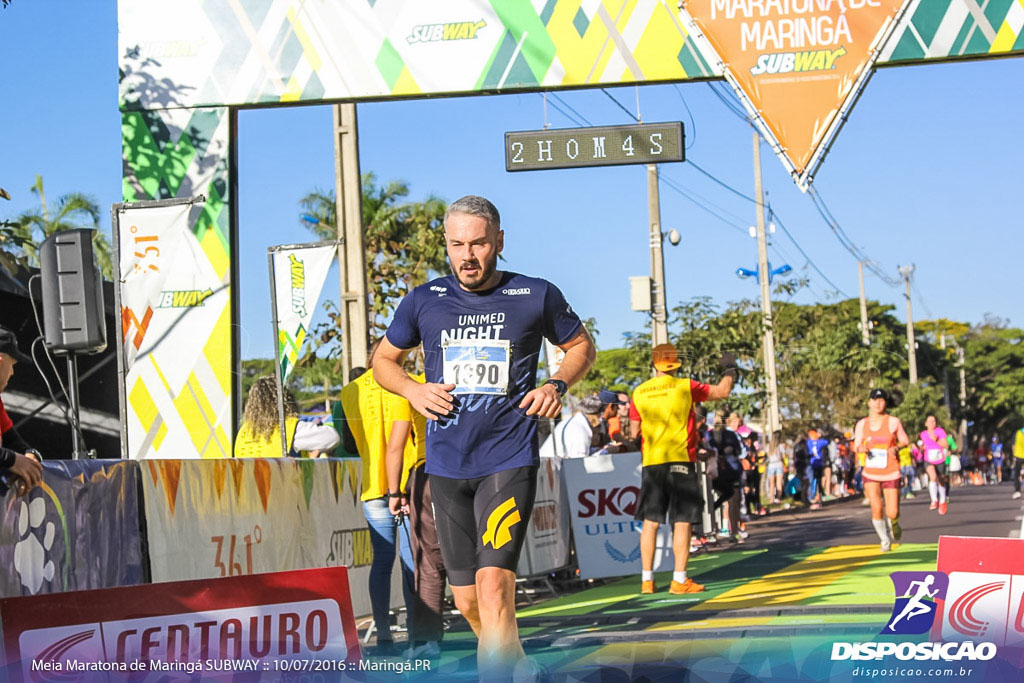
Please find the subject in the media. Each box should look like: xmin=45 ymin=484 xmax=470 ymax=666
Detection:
xmin=598 ymin=389 xmax=624 ymax=405
xmin=0 ymin=326 xmax=31 ymax=364
xmin=869 ymin=388 xmax=889 ymax=402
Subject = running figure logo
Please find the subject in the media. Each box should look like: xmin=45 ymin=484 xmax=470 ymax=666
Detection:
xmin=883 ymin=571 xmax=949 ymax=634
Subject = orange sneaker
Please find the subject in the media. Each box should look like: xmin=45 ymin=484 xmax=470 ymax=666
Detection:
xmin=939 ymin=502 xmax=948 ymax=515
xmin=669 ymin=578 xmax=705 ymax=594
xmin=641 ymin=580 xmax=655 ymax=594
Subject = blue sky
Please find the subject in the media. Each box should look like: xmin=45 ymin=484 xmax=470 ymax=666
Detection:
xmin=2 ymin=1 xmax=1021 ymax=361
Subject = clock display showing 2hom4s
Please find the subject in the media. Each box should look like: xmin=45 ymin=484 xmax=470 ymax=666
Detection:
xmin=505 ymin=122 xmax=684 ymax=172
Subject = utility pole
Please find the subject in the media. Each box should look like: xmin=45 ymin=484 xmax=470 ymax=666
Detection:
xmin=647 ymin=164 xmax=669 ymax=347
xmin=333 ymin=103 xmax=369 ymax=378
xmin=858 ymin=261 xmax=870 ymax=346
xmin=752 ymin=132 xmax=780 ymax=444
xmin=958 ymin=345 xmax=968 ymax=452
xmin=899 ymin=265 xmax=918 ymax=384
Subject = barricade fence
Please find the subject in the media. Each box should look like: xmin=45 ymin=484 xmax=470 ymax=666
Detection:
xmin=0 ymin=454 xmax=719 ymax=604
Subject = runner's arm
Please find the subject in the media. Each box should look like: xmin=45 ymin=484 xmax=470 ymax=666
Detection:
xmin=892 ymin=417 xmax=910 ymax=448
xmin=385 ymin=420 xmax=411 ymax=515
xmin=519 ymin=327 xmax=596 ymax=418
xmin=373 ymin=337 xmax=455 ymax=420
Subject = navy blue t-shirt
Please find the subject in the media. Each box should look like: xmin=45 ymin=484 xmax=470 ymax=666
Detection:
xmin=385 ymin=272 xmax=582 ymax=478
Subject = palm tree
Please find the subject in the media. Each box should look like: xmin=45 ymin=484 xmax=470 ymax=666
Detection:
xmin=298 ymin=173 xmax=447 ymax=333
xmin=14 ymin=175 xmax=114 ymax=279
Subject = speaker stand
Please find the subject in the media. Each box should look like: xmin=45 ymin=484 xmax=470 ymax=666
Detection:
xmin=66 ymin=354 xmax=86 ymax=459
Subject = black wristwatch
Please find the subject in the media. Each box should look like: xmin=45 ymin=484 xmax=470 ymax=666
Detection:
xmin=544 ymin=379 xmax=567 ymax=396
xmin=387 ymin=491 xmax=403 ymax=499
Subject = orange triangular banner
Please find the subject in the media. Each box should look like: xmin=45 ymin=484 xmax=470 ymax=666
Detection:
xmin=229 ymin=459 xmax=245 ymax=498
xmin=158 ymin=460 xmax=182 ymax=516
xmin=253 ymin=459 xmax=272 ymax=514
xmin=212 ymin=460 xmax=227 ymax=500
xmin=684 ymin=0 xmax=907 ymax=185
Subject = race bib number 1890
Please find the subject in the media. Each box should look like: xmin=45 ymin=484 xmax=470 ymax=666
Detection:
xmin=442 ymin=339 xmax=510 ymax=395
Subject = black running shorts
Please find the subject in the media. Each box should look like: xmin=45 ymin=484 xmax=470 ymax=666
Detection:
xmin=634 ymin=462 xmax=702 ymax=525
xmin=429 ymin=465 xmax=538 ymax=586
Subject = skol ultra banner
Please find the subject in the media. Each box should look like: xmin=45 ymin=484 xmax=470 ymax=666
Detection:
xmin=681 ymin=0 xmax=909 ymax=188
xmin=0 ymin=461 xmax=143 ymax=598
xmin=140 ymin=458 xmax=400 ymax=621
xmin=562 ymin=452 xmax=674 ymax=579
xmin=116 ymin=200 xmax=232 ymax=460
xmin=271 ymin=243 xmax=338 ymax=381
xmin=0 ymin=567 xmax=360 ymax=681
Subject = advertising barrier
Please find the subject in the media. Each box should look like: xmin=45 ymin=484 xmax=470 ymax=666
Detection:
xmin=934 ymin=536 xmax=1024 ymax=667
xmin=140 ymin=458 xmax=398 ymax=620
xmin=517 ymin=456 xmax=571 ymax=577
xmin=0 ymin=567 xmax=360 ymax=681
xmin=562 ymin=453 xmax=674 ymax=579
xmin=0 ymin=460 xmax=143 ymax=598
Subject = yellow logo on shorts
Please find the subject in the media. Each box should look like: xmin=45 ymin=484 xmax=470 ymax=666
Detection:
xmin=482 ymin=497 xmax=521 ymax=550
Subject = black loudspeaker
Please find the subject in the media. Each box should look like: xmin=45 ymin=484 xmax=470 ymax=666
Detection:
xmin=39 ymin=229 xmax=107 ymax=354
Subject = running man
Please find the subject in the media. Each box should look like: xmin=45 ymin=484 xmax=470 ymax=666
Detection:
xmin=854 ymin=388 xmax=910 ymax=552
xmin=1012 ymin=427 xmax=1024 ymax=499
xmin=920 ymin=415 xmax=950 ymax=515
xmin=990 ymin=436 xmax=1004 ymax=485
xmin=373 ymin=195 xmax=595 ymax=678
xmin=887 ymin=574 xmax=940 ymax=632
xmin=630 ymin=345 xmax=736 ymax=593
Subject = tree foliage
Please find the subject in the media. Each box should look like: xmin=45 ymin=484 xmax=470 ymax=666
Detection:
xmin=295 ymin=173 xmax=446 ymax=368
xmin=5 ymin=176 xmax=114 ymax=279
xmin=584 ymin=295 xmax=1022 ymax=442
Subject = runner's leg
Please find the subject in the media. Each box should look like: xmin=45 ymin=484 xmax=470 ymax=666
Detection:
xmin=475 ymin=566 xmax=524 ymax=676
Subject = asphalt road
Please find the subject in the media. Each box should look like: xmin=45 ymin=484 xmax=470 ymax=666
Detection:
xmin=739 ymin=481 xmax=1024 ymax=550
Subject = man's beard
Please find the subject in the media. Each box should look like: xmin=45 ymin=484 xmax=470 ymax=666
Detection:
xmin=453 ymin=255 xmax=498 ymax=290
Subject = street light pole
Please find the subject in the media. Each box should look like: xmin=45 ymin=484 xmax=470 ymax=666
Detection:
xmin=899 ymin=264 xmax=918 ymax=384
xmin=647 ymin=164 xmax=669 ymax=347
xmin=752 ymin=132 xmax=780 ymax=444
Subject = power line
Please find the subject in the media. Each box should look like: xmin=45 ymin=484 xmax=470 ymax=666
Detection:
xmin=687 ymin=160 xmax=757 ymax=203
xmin=807 ymin=186 xmax=900 ymax=288
xmin=769 ymin=208 xmax=852 ymax=298
xmin=659 ymin=174 xmax=748 ymax=234
xmin=539 ymin=93 xmax=587 ymax=127
xmin=671 ymin=84 xmax=697 ymax=150
xmin=601 ymin=88 xmax=639 ymax=122
xmin=550 ymin=92 xmax=592 ymax=126
xmin=911 ymin=279 xmax=935 ymax=319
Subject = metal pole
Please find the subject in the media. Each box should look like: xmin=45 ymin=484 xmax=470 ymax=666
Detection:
xmin=900 ymin=265 xmax=918 ymax=384
xmin=752 ymin=132 xmax=780 ymax=446
xmin=958 ymin=346 xmax=968 ymax=452
xmin=268 ymin=251 xmax=288 ymax=458
xmin=858 ymin=261 xmax=870 ymax=346
xmin=333 ymin=104 xmax=369 ymax=378
xmin=647 ymin=164 xmax=668 ymax=347
xmin=66 ymin=354 xmax=84 ymax=459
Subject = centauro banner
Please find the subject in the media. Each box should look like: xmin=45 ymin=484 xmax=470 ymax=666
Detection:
xmin=271 ymin=243 xmax=338 ymax=381
xmin=682 ymin=0 xmax=908 ymax=188
xmin=115 ymin=199 xmax=232 ymax=460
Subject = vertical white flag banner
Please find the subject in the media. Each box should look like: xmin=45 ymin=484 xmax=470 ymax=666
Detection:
xmin=117 ymin=200 xmax=231 ymax=460
xmin=272 ymin=244 xmax=338 ymax=381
